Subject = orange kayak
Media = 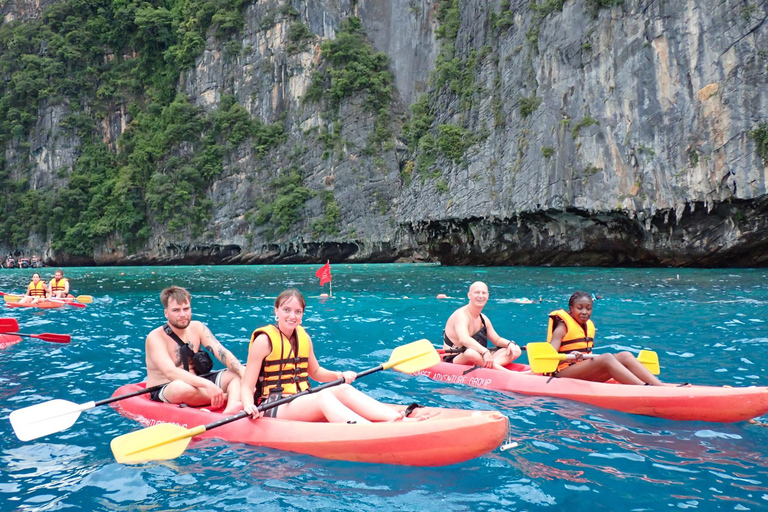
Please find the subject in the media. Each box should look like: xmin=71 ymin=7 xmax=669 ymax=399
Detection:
xmin=6 ymin=294 xmax=74 ymax=309
xmin=417 ymin=362 xmax=768 ymax=423
xmin=0 ymin=334 xmax=21 ymax=349
xmin=111 ymin=383 xmax=508 ymax=466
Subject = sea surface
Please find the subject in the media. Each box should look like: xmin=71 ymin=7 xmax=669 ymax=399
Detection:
xmin=1 ymin=264 xmax=767 ymax=511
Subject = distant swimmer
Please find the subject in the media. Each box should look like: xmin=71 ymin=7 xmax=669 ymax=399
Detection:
xmin=442 ymin=281 xmax=522 ymax=371
xmin=510 ymin=297 xmax=542 ymax=304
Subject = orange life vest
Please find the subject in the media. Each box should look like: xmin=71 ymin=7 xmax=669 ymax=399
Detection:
xmin=50 ymin=277 xmax=68 ymax=292
xmin=546 ymin=309 xmax=595 ymax=371
xmin=249 ymin=324 xmax=310 ymax=401
xmin=27 ymin=281 xmax=47 ymax=297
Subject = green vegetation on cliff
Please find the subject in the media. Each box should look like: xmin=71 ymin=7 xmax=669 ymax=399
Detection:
xmin=750 ymin=123 xmax=768 ymax=164
xmin=251 ymin=167 xmax=313 ymax=235
xmin=0 ymin=0 xmax=286 ymax=256
xmin=305 ymin=16 xmax=393 ymax=150
xmin=403 ymin=0 xmax=482 ymax=180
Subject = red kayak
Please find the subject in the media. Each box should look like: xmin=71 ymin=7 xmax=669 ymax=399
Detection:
xmin=416 ymin=362 xmax=768 ymax=423
xmin=0 ymin=334 xmax=21 ymax=349
xmin=111 ymin=383 xmax=509 ymax=466
xmin=6 ymin=294 xmax=75 ymax=309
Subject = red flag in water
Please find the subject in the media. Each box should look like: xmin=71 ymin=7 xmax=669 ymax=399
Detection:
xmin=315 ymin=261 xmax=331 ymax=286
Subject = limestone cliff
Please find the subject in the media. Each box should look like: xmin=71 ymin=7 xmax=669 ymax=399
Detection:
xmin=1 ymin=0 xmax=767 ymax=267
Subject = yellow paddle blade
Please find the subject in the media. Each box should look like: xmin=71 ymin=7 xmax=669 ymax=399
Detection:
xmin=637 ymin=350 xmax=660 ymax=375
xmin=75 ymin=295 xmax=93 ymax=303
xmin=3 ymin=294 xmax=21 ymax=302
xmin=526 ymin=342 xmax=567 ymax=374
xmin=383 ymin=339 xmax=441 ymax=373
xmin=111 ymin=423 xmax=205 ymax=463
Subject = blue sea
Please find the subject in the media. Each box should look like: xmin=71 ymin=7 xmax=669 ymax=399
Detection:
xmin=1 ymin=264 xmax=767 ymax=511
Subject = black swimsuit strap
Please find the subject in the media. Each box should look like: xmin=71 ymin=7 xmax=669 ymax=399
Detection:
xmin=164 ymin=324 xmax=193 ymax=372
xmin=444 ymin=315 xmax=488 ymax=350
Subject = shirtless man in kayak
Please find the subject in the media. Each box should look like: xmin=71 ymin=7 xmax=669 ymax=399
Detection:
xmin=442 ymin=281 xmax=522 ymax=371
xmin=145 ymin=286 xmax=245 ymax=414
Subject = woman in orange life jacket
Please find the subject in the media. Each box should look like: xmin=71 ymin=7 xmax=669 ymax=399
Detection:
xmin=547 ymin=291 xmax=663 ymax=385
xmin=19 ymin=273 xmax=48 ymax=304
xmin=241 ymin=289 xmax=425 ymax=423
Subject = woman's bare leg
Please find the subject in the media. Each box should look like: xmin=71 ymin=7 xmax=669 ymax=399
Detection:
xmin=557 ymin=354 xmax=646 ymax=384
xmin=324 ymin=385 xmax=403 ymax=421
xmin=276 ymin=389 xmax=369 ymax=423
xmin=614 ymin=352 xmax=664 ymax=386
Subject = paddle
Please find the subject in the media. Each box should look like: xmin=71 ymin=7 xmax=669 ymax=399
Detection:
xmin=110 ymin=338 xmax=441 ymax=464
xmin=48 ymin=298 xmax=86 ymax=308
xmin=0 ymin=318 xmax=70 ymax=344
xmin=10 ymin=371 xmax=218 ymax=441
xmin=526 ymin=342 xmax=661 ymax=375
xmin=1 ymin=318 xmax=19 ymax=331
xmin=437 ymin=346 xmax=525 ymax=355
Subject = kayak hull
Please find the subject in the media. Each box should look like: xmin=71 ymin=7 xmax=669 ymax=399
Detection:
xmin=6 ymin=294 xmax=74 ymax=309
xmin=417 ymin=362 xmax=768 ymax=423
xmin=0 ymin=334 xmax=21 ymax=349
xmin=111 ymin=383 xmax=509 ymax=466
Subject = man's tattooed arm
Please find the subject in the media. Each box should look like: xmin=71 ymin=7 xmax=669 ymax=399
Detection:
xmin=203 ymin=326 xmax=245 ymax=376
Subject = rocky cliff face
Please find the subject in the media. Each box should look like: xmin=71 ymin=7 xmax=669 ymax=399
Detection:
xmin=3 ymin=0 xmax=768 ymax=267
xmin=397 ymin=0 xmax=768 ymax=266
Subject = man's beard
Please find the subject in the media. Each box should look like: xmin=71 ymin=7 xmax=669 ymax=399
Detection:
xmin=169 ymin=317 xmax=191 ymax=329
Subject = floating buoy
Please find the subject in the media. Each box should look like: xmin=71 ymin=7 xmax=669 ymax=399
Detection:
xmin=320 ymin=293 xmax=329 ymax=298
xmin=500 ymin=441 xmax=519 ymax=451
xmin=436 ymin=294 xmax=448 ymax=299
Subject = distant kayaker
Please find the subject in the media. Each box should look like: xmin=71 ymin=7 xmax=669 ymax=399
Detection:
xmin=442 ymin=281 xmax=522 ymax=371
xmin=48 ymin=269 xmax=70 ymax=298
xmin=242 ymin=288 xmax=425 ymax=423
xmin=145 ymin=286 xmax=245 ymax=414
xmin=546 ymin=291 xmax=663 ymax=385
xmin=19 ymin=273 xmax=48 ymax=304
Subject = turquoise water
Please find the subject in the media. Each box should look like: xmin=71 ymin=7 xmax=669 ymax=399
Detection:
xmin=1 ymin=264 xmax=767 ymax=511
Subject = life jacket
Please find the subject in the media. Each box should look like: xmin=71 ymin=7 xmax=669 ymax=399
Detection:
xmin=546 ymin=309 xmax=595 ymax=372
xmin=50 ymin=277 xmax=68 ymax=292
xmin=27 ymin=281 xmax=47 ymax=297
xmin=249 ymin=324 xmax=310 ymax=401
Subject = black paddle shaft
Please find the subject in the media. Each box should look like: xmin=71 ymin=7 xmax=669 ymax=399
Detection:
xmin=94 ymin=372 xmax=218 ymax=407
xmin=442 ymin=345 xmax=526 ymax=354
